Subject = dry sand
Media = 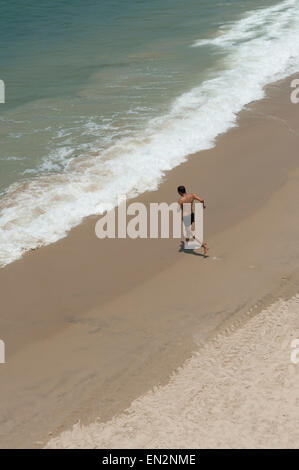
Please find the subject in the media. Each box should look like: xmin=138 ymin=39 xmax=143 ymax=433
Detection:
xmin=1 ymin=75 xmax=299 ymax=448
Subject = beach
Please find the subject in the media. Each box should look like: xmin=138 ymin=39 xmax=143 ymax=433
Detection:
xmin=1 ymin=74 xmax=299 ymax=448
xmin=47 ymin=295 xmax=299 ymax=449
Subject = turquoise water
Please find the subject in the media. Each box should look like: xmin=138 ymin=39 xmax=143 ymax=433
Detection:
xmin=0 ymin=0 xmax=278 ymax=188
xmin=0 ymin=0 xmax=299 ymax=265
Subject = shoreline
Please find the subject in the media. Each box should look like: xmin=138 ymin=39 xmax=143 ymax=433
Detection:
xmin=1 ymin=74 xmax=299 ymax=448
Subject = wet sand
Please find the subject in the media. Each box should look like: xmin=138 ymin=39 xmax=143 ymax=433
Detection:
xmin=1 ymin=75 xmax=299 ymax=448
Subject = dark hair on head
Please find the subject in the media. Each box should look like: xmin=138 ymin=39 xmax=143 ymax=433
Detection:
xmin=177 ymin=185 xmax=186 ymax=194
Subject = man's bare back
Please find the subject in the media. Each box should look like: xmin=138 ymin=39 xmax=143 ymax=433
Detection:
xmin=178 ymin=192 xmax=206 ymax=214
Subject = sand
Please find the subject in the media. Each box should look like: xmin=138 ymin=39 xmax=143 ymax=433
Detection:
xmin=1 ymin=75 xmax=299 ymax=448
xmin=46 ymin=295 xmax=299 ymax=449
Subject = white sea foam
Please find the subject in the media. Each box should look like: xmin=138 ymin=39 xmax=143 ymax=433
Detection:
xmin=192 ymin=0 xmax=297 ymax=48
xmin=1 ymin=0 xmax=299 ymax=267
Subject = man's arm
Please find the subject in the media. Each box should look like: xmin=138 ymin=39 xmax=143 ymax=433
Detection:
xmin=192 ymin=193 xmax=206 ymax=209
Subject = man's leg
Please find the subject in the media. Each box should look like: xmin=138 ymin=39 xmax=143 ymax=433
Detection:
xmin=191 ymin=231 xmax=209 ymax=255
xmin=184 ymin=222 xmax=193 ymax=241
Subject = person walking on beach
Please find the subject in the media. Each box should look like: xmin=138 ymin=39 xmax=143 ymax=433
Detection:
xmin=177 ymin=185 xmax=209 ymax=255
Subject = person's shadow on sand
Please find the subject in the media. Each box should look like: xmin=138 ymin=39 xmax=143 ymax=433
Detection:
xmin=179 ymin=241 xmax=209 ymax=258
